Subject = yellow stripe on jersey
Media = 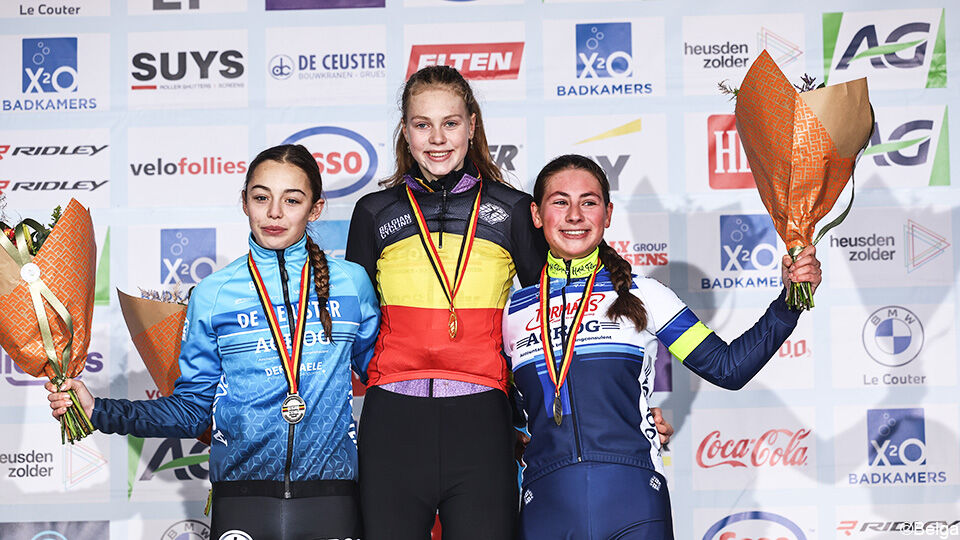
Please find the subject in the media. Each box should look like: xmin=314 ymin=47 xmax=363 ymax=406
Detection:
xmin=667 ymin=321 xmax=714 ymax=362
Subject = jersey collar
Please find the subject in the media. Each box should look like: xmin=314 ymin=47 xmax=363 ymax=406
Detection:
xmin=546 ymin=248 xmax=600 ymax=280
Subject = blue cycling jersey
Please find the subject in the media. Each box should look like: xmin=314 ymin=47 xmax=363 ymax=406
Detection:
xmin=93 ymin=234 xmax=380 ymax=483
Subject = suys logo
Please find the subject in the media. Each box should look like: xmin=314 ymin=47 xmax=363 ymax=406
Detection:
xmin=160 ymin=228 xmax=216 ymax=286
xmin=702 ymin=511 xmax=807 ymax=540
xmin=824 ymin=9 xmax=946 ymax=88
xmin=282 ymin=126 xmax=378 ymax=199
xmin=862 ymin=306 xmax=923 ymax=368
xmin=863 ymin=109 xmax=950 ymax=186
xmin=130 ymin=49 xmax=245 ymax=89
xmin=719 ymin=214 xmax=778 ymax=272
xmin=22 ymin=38 xmax=78 ymax=94
xmin=867 ymin=408 xmax=926 ymax=467
xmin=161 ymin=520 xmax=210 ymax=540
xmin=707 ymin=114 xmax=753 ymax=189
xmin=576 ymin=23 xmax=633 ymax=79
xmin=406 ymin=42 xmax=524 ymax=80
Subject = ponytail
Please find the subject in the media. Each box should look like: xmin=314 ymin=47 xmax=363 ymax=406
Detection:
xmin=598 ymin=241 xmax=647 ymax=331
xmin=305 ymin=236 xmax=334 ymax=343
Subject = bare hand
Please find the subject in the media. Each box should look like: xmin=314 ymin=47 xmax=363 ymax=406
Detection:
xmin=45 ymin=378 xmax=94 ymax=421
xmin=781 ymin=245 xmax=822 ymax=294
xmin=651 ymin=407 xmax=674 ymax=446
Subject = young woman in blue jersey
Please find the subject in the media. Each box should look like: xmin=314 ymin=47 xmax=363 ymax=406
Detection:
xmin=47 ymin=144 xmax=380 ymax=540
xmin=501 ymin=154 xmax=822 ymax=540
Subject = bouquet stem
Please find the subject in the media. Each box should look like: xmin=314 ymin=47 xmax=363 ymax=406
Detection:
xmin=55 ymin=381 xmax=95 ymax=444
xmin=786 ymin=246 xmax=814 ymax=311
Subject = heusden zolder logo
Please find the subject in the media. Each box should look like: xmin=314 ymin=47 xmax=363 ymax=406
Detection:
xmin=849 ymin=408 xmax=947 ymax=486
xmin=701 ymin=214 xmax=781 ymax=290
xmin=406 ymin=42 xmax=523 ymax=80
xmin=863 ymin=109 xmax=950 ymax=186
xmin=861 ymin=306 xmax=923 ymax=368
xmin=130 ymin=48 xmax=244 ymax=90
xmin=160 ymin=228 xmax=217 ymax=288
xmin=828 ymin=219 xmax=948 ymax=269
xmin=702 ymin=511 xmax=807 ymax=540
xmin=824 ymin=9 xmax=946 ymax=88
xmin=707 ymin=114 xmax=753 ymax=189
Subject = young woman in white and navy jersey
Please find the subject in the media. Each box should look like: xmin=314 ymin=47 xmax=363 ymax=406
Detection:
xmin=501 ymin=154 xmax=822 ymax=540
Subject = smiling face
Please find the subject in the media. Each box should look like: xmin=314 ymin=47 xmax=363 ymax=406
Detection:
xmin=402 ymin=86 xmax=476 ymax=182
xmin=531 ymin=167 xmax=613 ymax=261
xmin=242 ymin=160 xmax=324 ymax=250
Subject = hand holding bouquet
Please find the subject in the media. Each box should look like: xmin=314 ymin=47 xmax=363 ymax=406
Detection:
xmin=733 ymin=50 xmax=874 ymax=310
xmin=0 ymin=199 xmax=97 ymax=442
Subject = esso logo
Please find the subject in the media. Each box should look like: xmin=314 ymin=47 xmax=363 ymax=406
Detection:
xmin=282 ymin=126 xmax=378 ymax=198
xmin=702 ymin=511 xmax=806 ymax=540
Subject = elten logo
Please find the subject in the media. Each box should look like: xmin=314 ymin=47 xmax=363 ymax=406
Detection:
xmin=22 ymin=38 xmax=77 ymax=94
xmin=406 ymin=42 xmax=523 ymax=80
xmin=160 ymin=228 xmax=216 ymax=286
xmin=861 ymin=306 xmax=923 ymax=367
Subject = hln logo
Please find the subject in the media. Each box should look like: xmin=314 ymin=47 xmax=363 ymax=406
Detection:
xmin=707 ymin=114 xmax=753 ymax=189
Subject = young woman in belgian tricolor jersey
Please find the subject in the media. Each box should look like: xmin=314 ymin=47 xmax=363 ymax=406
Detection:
xmin=501 ymin=155 xmax=822 ymax=539
xmin=47 ymin=144 xmax=380 ymax=540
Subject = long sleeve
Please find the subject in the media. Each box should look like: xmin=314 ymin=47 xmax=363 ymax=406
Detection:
xmin=91 ymin=278 xmax=221 ymax=438
xmin=345 ymin=196 xmax=379 ymax=288
xmin=348 ymin=260 xmax=381 ymax=383
xmin=508 ymin=192 xmax=548 ymax=287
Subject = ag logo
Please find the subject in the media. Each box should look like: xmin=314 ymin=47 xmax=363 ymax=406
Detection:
xmin=867 ymin=408 xmax=926 ymax=467
xmin=719 ymin=215 xmax=778 ymax=272
xmin=702 ymin=511 xmax=806 ymax=540
xmin=22 ymin=37 xmax=78 ymax=94
xmin=866 ymin=119 xmax=934 ymax=167
xmin=269 ymin=54 xmax=294 ymax=80
xmin=282 ymin=126 xmax=378 ymax=198
xmin=861 ymin=306 xmax=923 ymax=367
xmin=835 ymin=22 xmax=932 ymax=72
xmin=162 ymin=519 xmax=210 ymax=540
xmin=160 ymin=228 xmax=217 ymax=285
xmin=576 ymin=23 xmax=633 ymax=79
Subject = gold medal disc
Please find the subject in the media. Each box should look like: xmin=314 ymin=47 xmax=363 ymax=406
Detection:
xmin=448 ymin=309 xmax=458 ymax=340
xmin=553 ymin=395 xmax=563 ymax=426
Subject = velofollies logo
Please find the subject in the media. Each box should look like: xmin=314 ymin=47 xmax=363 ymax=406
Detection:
xmin=823 ymin=8 xmax=946 ymax=89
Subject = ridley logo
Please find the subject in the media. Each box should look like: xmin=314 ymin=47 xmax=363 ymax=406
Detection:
xmin=406 ymin=42 xmax=524 ymax=80
xmin=696 ymin=429 xmax=810 ymax=468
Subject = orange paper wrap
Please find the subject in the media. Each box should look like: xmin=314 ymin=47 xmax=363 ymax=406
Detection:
xmin=118 ymin=290 xmax=187 ymax=397
xmin=0 ymin=199 xmax=96 ymax=380
xmin=735 ymin=50 xmax=873 ymax=251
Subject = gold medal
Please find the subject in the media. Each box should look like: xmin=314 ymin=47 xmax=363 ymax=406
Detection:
xmin=553 ymin=395 xmax=563 ymax=426
xmin=448 ymin=308 xmax=458 ymax=340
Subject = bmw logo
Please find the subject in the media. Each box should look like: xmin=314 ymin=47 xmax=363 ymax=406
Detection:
xmin=862 ymin=306 xmax=924 ymax=367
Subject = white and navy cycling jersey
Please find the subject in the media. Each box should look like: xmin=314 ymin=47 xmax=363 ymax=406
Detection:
xmin=93 ymin=234 xmax=380 ymax=484
xmin=502 ymin=249 xmax=800 ymax=486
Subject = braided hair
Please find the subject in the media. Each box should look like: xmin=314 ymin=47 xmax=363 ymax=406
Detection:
xmin=244 ymin=144 xmax=334 ymax=342
xmin=383 ymin=65 xmax=503 ymax=187
xmin=533 ymin=154 xmax=647 ymax=331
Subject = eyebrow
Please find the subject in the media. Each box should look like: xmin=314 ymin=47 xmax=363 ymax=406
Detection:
xmin=547 ymin=190 xmax=602 ymax=198
xmin=248 ymin=184 xmax=307 ymax=196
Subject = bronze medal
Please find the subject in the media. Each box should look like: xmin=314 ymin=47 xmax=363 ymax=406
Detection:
xmin=553 ymin=395 xmax=563 ymax=426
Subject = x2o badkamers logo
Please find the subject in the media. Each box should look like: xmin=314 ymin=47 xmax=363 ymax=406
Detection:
xmin=160 ymin=228 xmax=216 ymax=287
xmin=22 ymin=37 xmax=77 ymax=93
xmin=824 ymin=8 xmax=946 ymax=89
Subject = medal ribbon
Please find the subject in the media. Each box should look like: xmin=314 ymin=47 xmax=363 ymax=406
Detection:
xmin=404 ymin=184 xmax=482 ymax=325
xmin=538 ymin=261 xmax=602 ymax=408
xmin=247 ymin=253 xmax=311 ymax=394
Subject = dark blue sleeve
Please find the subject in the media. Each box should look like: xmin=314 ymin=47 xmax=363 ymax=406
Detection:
xmin=680 ymin=290 xmax=801 ymax=390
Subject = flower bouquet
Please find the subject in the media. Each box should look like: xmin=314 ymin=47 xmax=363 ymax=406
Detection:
xmin=733 ymin=50 xmax=874 ymax=309
xmin=0 ymin=199 xmax=96 ymax=442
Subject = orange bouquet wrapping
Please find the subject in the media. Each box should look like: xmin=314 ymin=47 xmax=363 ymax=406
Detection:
xmin=735 ymin=50 xmax=873 ymax=309
xmin=0 ymin=198 xmax=96 ymax=442
xmin=118 ymin=289 xmax=211 ymax=445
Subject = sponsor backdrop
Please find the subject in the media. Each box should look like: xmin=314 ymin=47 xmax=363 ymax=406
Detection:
xmin=0 ymin=0 xmax=958 ymax=538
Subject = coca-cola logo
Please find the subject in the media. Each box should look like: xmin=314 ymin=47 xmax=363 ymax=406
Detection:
xmin=524 ymin=292 xmax=606 ymax=332
xmin=696 ymin=429 xmax=810 ymax=468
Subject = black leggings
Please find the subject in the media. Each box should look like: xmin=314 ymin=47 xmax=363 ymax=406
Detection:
xmin=210 ymin=480 xmax=362 ymax=540
xmin=358 ymin=386 xmax=518 ymax=540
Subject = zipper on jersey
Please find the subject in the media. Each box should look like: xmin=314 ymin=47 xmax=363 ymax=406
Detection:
xmin=560 ymin=260 xmax=584 ymax=463
xmin=276 ymin=249 xmax=298 ymax=499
